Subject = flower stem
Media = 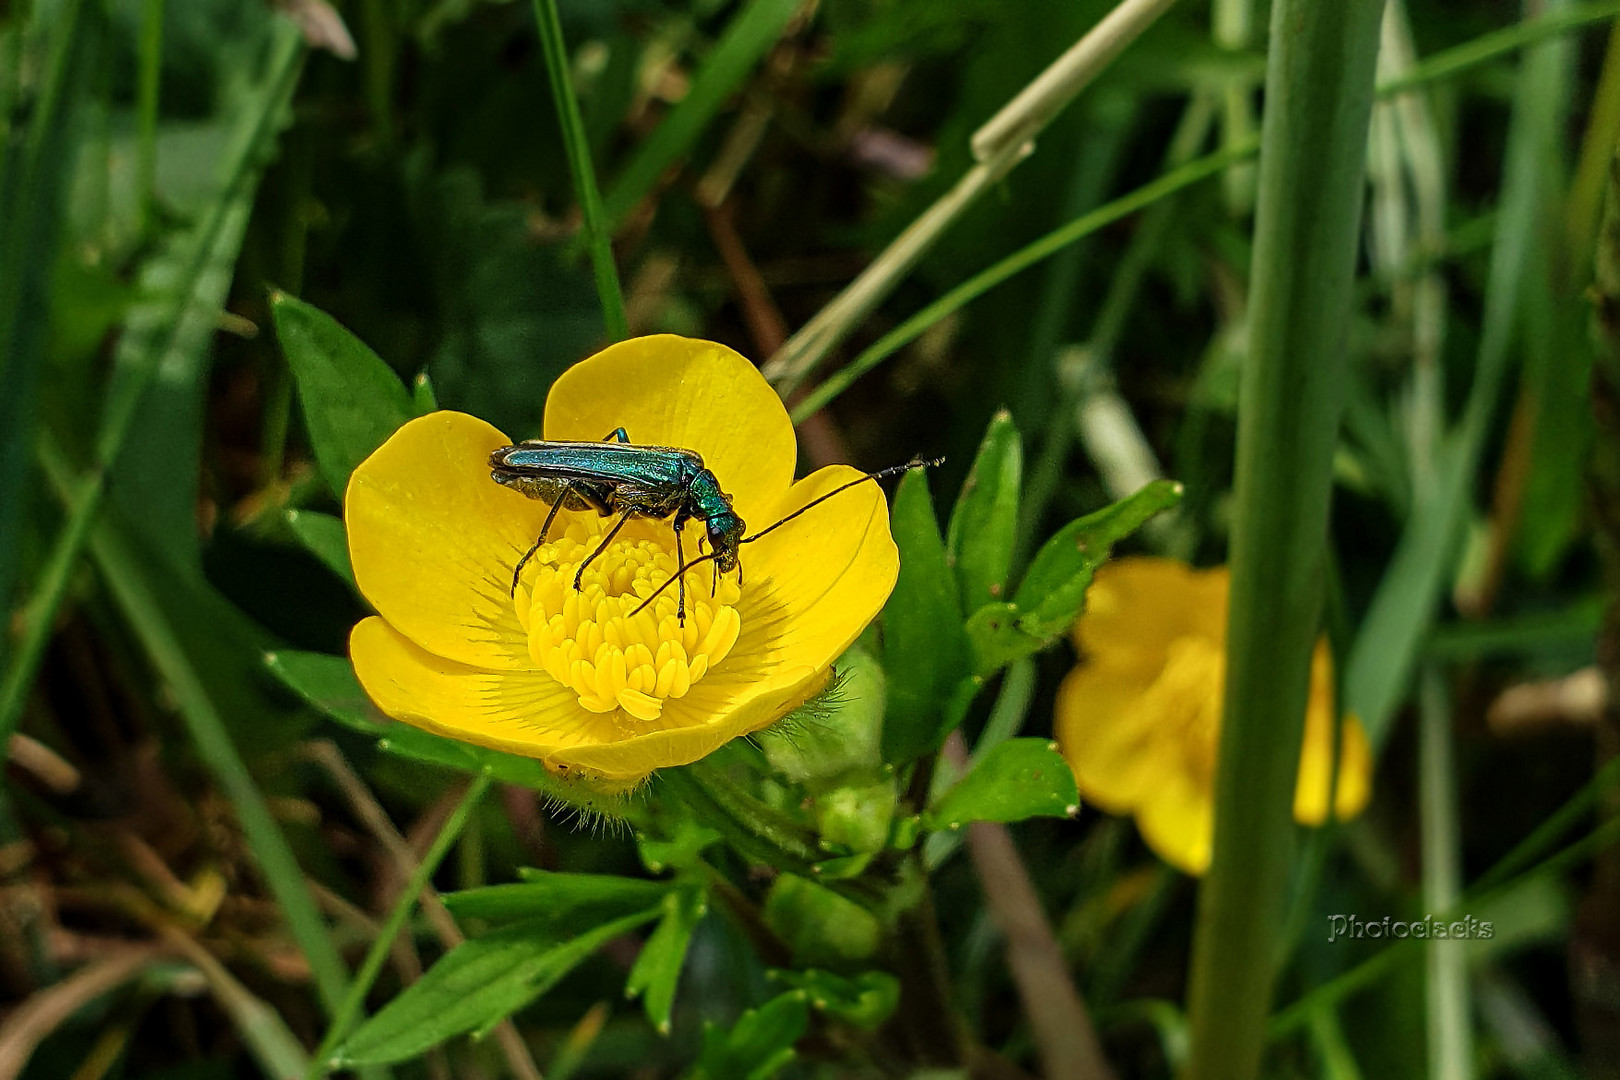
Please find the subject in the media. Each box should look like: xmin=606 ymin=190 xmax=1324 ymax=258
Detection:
xmin=1181 ymin=0 xmax=1384 ymax=1077
xmin=530 ymin=0 xmax=628 ymax=341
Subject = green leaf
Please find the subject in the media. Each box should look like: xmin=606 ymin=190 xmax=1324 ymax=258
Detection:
xmin=284 ymin=509 xmax=353 ymax=585
xmin=946 ymin=409 xmax=1023 ymax=612
xmin=768 ymin=969 xmax=900 ymax=1031
xmin=924 ymin=738 xmax=1078 ymax=829
xmin=695 ymin=991 xmax=811 ymax=1080
xmin=443 ymin=872 xmax=670 ymax=924
xmin=966 ymin=479 xmax=1183 ymax=675
xmin=271 ymin=291 xmax=414 ymax=499
xmin=881 ymin=469 xmax=975 ymax=764
xmin=625 ymin=884 xmax=707 ymax=1035
xmin=336 ymin=908 xmax=660 ymax=1067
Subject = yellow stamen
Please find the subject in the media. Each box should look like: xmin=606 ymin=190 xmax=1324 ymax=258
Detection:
xmin=514 ymin=522 xmax=742 ymax=722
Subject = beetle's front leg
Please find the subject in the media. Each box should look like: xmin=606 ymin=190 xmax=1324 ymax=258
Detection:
xmin=512 ymin=488 xmax=569 ymax=595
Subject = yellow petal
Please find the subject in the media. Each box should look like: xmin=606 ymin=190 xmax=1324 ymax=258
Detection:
xmin=551 ymin=667 xmax=829 ymax=780
xmin=542 ymin=335 xmax=796 ymax=532
xmin=346 ymin=412 xmax=552 ymax=670
xmin=1136 ymin=767 xmax=1214 ymax=875
xmin=1053 ymin=663 xmax=1163 ymax=814
xmin=351 ymin=616 xmax=591 ymax=761
xmin=1294 ymin=645 xmax=1375 ymax=824
xmin=1075 ymin=559 xmax=1228 ymax=680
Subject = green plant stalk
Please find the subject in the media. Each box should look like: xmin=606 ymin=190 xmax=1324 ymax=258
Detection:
xmin=36 ymin=435 xmax=353 ymax=1018
xmin=601 ymin=0 xmax=799 ymax=228
xmin=1182 ymin=1 xmax=1384 ymax=1078
xmin=306 ymin=776 xmax=491 ymax=1079
xmin=786 ymin=2 xmax=1620 ymax=426
xmin=0 ymin=24 xmax=304 ymax=751
xmin=1420 ymin=669 xmax=1472 ymax=1080
xmin=136 ymin=0 xmax=164 ymax=236
xmin=531 ymin=0 xmax=627 ymax=341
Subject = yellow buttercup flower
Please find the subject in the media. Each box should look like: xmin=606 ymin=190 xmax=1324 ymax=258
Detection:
xmin=1054 ymin=558 xmax=1371 ymax=875
xmin=344 ymin=335 xmax=899 ymax=784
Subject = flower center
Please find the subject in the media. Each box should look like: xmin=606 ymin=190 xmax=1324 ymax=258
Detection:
xmin=512 ymin=521 xmax=743 ymax=723
xmin=1141 ymin=635 xmax=1225 ymax=782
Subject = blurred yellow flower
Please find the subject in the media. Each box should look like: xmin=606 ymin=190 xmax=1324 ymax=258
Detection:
xmin=1054 ymin=558 xmax=1371 ymax=875
xmin=344 ymin=335 xmax=899 ymax=785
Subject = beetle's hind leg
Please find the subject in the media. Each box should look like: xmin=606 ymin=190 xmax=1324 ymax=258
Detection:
xmin=512 ymin=493 xmax=570 ymax=595
xmin=602 ymin=428 xmax=630 ymax=443
xmin=574 ymin=508 xmax=635 ymax=592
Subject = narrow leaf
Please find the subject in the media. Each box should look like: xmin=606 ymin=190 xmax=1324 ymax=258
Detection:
xmin=625 ymin=884 xmax=707 ymax=1034
xmin=337 ymin=908 xmax=659 ymax=1067
xmin=285 ymin=509 xmax=353 ymax=585
xmin=924 ymin=738 xmax=1078 ymax=829
xmin=966 ymin=480 xmax=1182 ymax=675
xmin=946 ymin=409 xmax=1023 ymax=612
xmin=881 ymin=469 xmax=973 ymax=764
xmin=271 ymin=292 xmax=414 ymax=499
xmin=445 ymin=872 xmax=670 ymax=923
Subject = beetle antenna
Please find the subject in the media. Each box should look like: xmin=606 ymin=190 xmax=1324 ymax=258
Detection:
xmin=740 ymin=457 xmax=942 ymax=547
xmin=629 ymin=551 xmax=721 ymax=618
xmin=625 ymin=456 xmax=940 ymax=620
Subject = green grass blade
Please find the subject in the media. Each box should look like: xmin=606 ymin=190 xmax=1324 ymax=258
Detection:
xmin=1420 ymin=669 xmax=1473 ymax=1080
xmin=1182 ymin=2 xmax=1385 ymax=1079
xmin=136 ymin=0 xmax=164 ymax=235
xmin=601 ymin=0 xmax=799 ymax=229
xmin=530 ymin=0 xmax=627 ymax=340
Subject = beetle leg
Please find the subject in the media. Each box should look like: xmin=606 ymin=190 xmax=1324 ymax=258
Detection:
xmin=512 ymin=487 xmax=570 ymax=595
xmin=673 ymin=519 xmax=688 ymax=626
xmin=602 ymin=427 xmax=630 ymax=443
xmin=574 ymin=508 xmax=635 ymax=592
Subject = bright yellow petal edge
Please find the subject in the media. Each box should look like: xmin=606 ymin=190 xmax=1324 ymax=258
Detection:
xmin=345 ymin=335 xmax=899 ymax=785
xmin=1054 ymin=558 xmax=1374 ymax=876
